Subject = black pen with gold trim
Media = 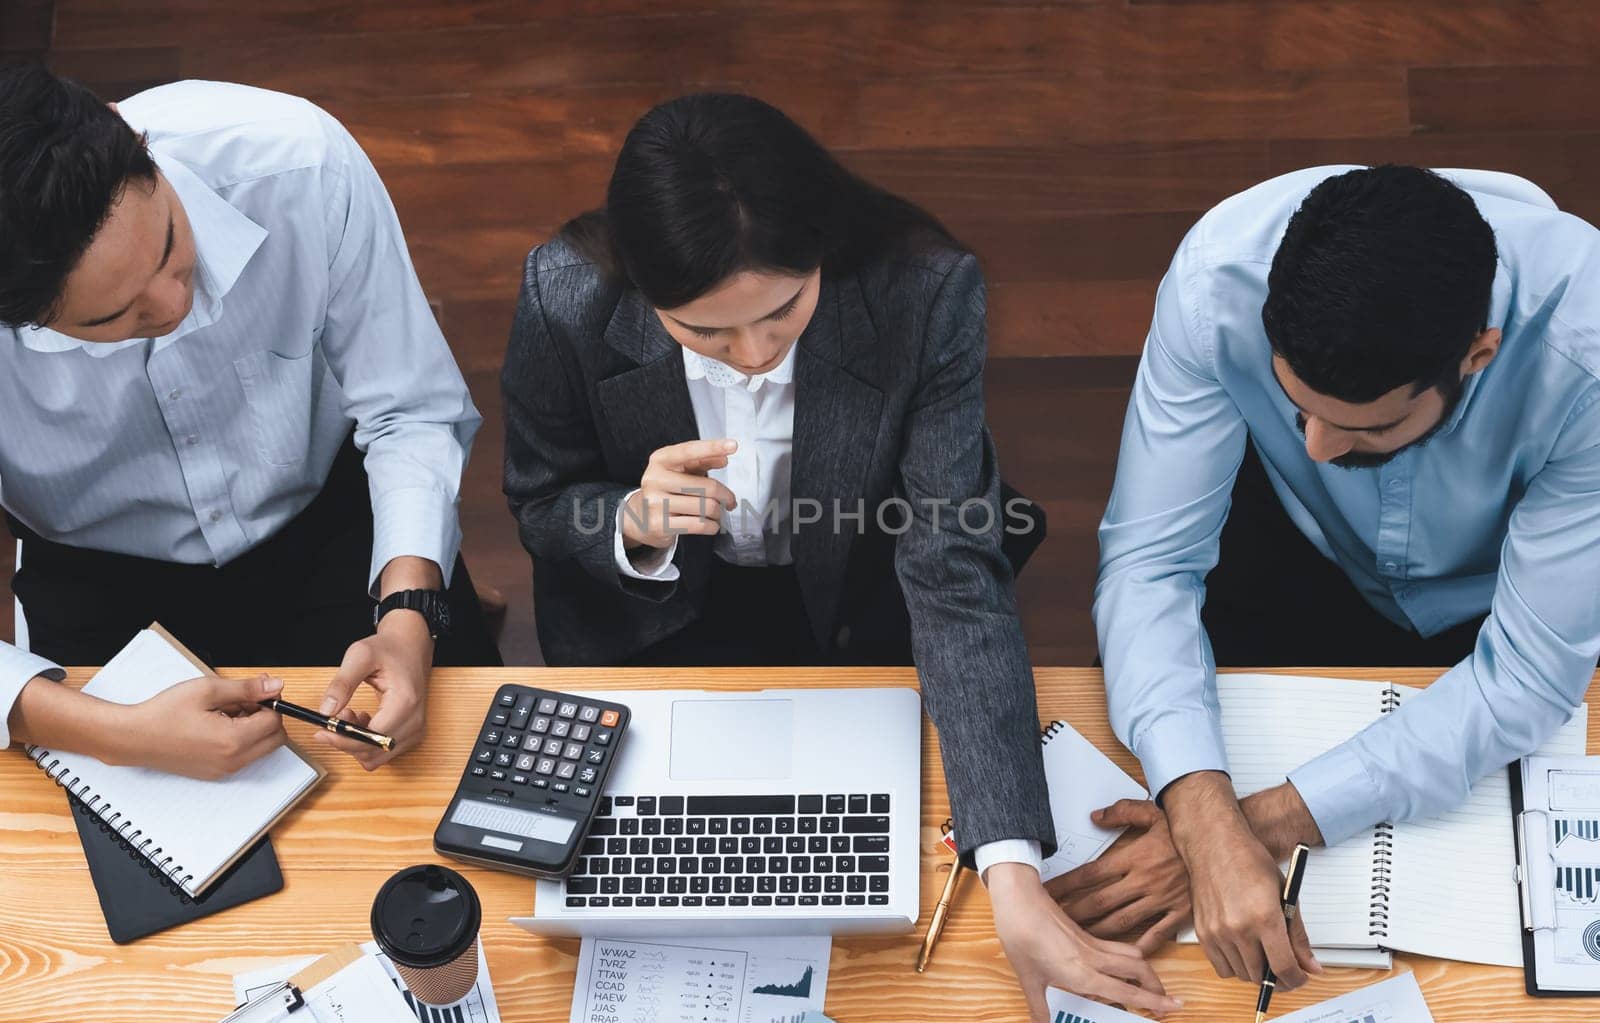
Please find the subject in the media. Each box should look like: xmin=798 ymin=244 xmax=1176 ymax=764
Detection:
xmin=1255 ymin=843 xmax=1311 ymax=1023
xmin=259 ymin=697 xmax=395 ymax=750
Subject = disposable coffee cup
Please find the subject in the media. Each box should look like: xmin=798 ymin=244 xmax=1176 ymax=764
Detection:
xmin=370 ymin=863 xmax=482 ymax=1005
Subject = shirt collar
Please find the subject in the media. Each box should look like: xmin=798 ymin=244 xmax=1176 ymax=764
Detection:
xmin=681 ymin=342 xmax=799 ymax=392
xmin=14 ymin=149 xmax=267 ymax=357
xmin=1436 ymin=260 xmax=1512 ymax=438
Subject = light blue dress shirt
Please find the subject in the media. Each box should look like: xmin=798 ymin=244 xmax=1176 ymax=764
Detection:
xmin=0 ymin=81 xmax=479 ymax=746
xmin=1096 ymin=166 xmax=1600 ymax=846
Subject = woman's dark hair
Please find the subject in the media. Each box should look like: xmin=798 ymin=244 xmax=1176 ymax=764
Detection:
xmin=0 ymin=63 xmax=158 ymax=328
xmin=1262 ymin=164 xmax=1499 ymax=404
xmin=563 ymin=93 xmax=957 ymax=309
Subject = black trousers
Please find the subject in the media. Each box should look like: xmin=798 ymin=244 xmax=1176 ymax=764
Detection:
xmin=1201 ymin=443 xmax=1486 ymax=667
xmin=10 ymin=438 xmax=501 ymax=668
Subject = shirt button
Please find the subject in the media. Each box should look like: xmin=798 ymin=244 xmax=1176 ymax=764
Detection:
xmin=167 ymin=389 xmax=182 ymax=400
xmin=184 ymin=435 xmax=198 ymax=446
xmin=1384 ymin=561 xmax=1398 ymax=572
xmin=209 ymin=510 xmax=223 ymax=523
xmin=1388 ymin=479 xmax=1402 ymax=490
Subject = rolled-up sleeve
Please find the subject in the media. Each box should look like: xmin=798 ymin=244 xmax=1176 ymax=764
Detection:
xmin=0 ymin=645 xmax=65 ymax=748
xmin=312 ymin=110 xmax=480 ymax=594
xmin=1094 ymin=229 xmax=1247 ymax=801
xmin=1289 ymin=392 xmax=1600 ymax=845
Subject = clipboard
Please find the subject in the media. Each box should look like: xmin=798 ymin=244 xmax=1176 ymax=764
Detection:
xmin=1511 ymin=760 xmax=1600 ymax=998
xmin=219 ymin=944 xmax=368 ymax=1023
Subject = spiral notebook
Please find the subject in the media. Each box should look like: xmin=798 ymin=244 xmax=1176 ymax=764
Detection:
xmin=1193 ymin=673 xmax=1588 ymax=968
xmin=26 ymin=624 xmax=324 ymax=898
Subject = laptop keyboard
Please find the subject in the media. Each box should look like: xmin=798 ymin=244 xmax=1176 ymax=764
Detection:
xmin=562 ymin=793 xmax=893 ymax=909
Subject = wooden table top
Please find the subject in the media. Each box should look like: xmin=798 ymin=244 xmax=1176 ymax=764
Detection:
xmin=2 ymin=666 xmax=1595 ymax=1022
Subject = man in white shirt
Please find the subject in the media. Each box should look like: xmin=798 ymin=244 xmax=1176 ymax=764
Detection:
xmin=0 ymin=67 xmax=499 ymax=779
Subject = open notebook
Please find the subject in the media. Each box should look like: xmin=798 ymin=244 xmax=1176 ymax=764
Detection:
xmin=26 ymin=625 xmax=324 ymax=898
xmin=1188 ymin=673 xmax=1588 ymax=968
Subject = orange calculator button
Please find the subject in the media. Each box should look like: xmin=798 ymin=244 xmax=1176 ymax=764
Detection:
xmin=600 ymin=709 xmax=620 ymax=727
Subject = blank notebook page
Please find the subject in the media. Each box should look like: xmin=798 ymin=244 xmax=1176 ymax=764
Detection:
xmin=40 ymin=629 xmax=318 ymax=896
xmin=1384 ymin=694 xmax=1588 ymax=967
xmin=1209 ymin=673 xmax=1393 ymax=949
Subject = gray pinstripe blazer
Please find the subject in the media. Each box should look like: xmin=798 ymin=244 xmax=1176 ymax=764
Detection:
xmin=501 ymin=234 xmax=1054 ymax=860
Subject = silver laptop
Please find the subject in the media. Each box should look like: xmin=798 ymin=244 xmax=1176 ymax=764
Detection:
xmin=511 ymin=687 xmax=921 ymax=937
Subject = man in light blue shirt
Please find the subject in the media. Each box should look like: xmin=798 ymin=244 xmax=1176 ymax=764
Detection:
xmin=1057 ymin=165 xmax=1600 ymax=992
xmin=0 ymin=67 xmax=499 ymax=779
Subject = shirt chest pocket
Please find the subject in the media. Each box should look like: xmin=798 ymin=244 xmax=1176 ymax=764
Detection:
xmin=233 ymin=348 xmax=315 ymax=466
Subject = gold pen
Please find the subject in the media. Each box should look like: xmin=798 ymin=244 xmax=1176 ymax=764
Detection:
xmin=916 ymin=819 xmax=968 ymax=973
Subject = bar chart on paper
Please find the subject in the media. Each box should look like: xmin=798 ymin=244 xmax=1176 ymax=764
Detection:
xmin=1043 ymin=988 xmax=1148 ymax=1023
xmin=569 ymin=935 xmax=831 ymax=1023
xmin=1273 ymin=973 xmax=1436 ymax=1023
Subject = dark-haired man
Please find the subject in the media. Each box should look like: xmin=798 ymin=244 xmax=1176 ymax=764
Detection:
xmin=0 ymin=66 xmax=500 ymax=779
xmin=1064 ymin=166 xmax=1600 ymax=990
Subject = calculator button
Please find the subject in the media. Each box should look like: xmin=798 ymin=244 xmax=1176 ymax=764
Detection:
xmin=513 ymin=694 xmax=536 ymax=716
xmin=579 ymin=767 xmax=598 ymax=784
xmin=474 ymin=750 xmax=493 ymax=764
xmin=470 ymin=766 xmax=487 ymax=777
xmin=600 ymin=710 xmax=620 ymax=727
xmin=585 ymin=748 xmax=606 ymax=765
xmin=490 ymin=711 xmax=509 ymax=726
xmin=579 ymin=705 xmax=600 ymax=723
xmin=543 ymin=739 xmax=564 ymax=756
xmin=556 ymin=762 xmax=577 ymax=780
xmin=552 ymin=720 xmax=572 ymax=738
xmin=532 ymin=777 xmax=549 ymax=789
xmin=482 ymin=729 xmax=502 ymax=745
xmin=490 ymin=770 xmax=506 ymax=781
xmin=574 ymin=786 xmax=592 ymax=798
xmin=495 ymin=752 xmax=514 ymax=767
xmin=553 ymin=782 xmax=570 ymax=793
xmin=537 ymin=698 xmax=558 ymax=714
xmin=537 ymin=758 xmax=556 ymax=775
xmin=558 ymin=702 xmax=579 ymax=719
xmin=498 ymin=692 xmax=516 ymax=707
xmin=572 ymin=724 xmax=592 ymax=741
xmin=512 ymin=773 xmax=529 ymax=785
xmin=502 ymin=732 xmax=523 ymax=747
xmin=522 ymin=735 xmax=543 ymax=752
xmin=592 ymin=729 xmax=614 ymax=746
xmin=516 ymin=755 xmax=536 ymax=772
xmin=531 ymin=717 xmax=551 ymax=734
xmin=560 ymin=742 xmax=581 ymax=760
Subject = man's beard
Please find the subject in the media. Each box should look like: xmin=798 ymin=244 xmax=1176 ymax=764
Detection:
xmin=1299 ymin=374 xmax=1467 ymax=470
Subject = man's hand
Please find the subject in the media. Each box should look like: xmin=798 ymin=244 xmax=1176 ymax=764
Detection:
xmin=1164 ymin=772 xmax=1320 ymax=989
xmin=317 ymin=608 xmax=433 ymax=770
xmin=1051 ymin=800 xmax=1192 ymax=953
xmin=988 ymin=862 xmax=1182 ymax=1022
xmin=622 ymin=439 xmax=738 ymax=550
xmin=119 ymin=674 xmax=288 ymax=779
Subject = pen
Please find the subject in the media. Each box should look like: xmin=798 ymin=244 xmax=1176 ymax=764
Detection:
xmin=1255 ymin=843 xmax=1311 ymax=1023
xmin=259 ymin=697 xmax=395 ymax=751
xmin=916 ymin=819 xmax=967 ymax=973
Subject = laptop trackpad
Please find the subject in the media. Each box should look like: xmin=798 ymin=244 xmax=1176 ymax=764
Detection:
xmin=669 ymin=699 xmax=794 ymax=781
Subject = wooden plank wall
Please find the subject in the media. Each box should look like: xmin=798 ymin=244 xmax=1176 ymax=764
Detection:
xmin=8 ymin=0 xmax=1600 ymax=664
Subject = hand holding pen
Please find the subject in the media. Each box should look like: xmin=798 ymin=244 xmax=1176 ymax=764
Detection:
xmin=1255 ymin=843 xmax=1312 ymax=1023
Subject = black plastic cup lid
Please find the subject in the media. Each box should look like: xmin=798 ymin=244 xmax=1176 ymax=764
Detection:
xmin=370 ymin=864 xmax=481 ymax=968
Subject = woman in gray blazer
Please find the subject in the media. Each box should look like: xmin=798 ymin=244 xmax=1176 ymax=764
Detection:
xmin=501 ymin=94 xmax=1178 ymax=1019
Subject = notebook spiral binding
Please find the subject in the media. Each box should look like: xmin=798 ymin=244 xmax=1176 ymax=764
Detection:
xmin=26 ymin=745 xmax=197 ymax=899
xmin=1368 ymin=685 xmax=1403 ymax=940
xmin=1041 ymin=721 xmax=1067 ymax=744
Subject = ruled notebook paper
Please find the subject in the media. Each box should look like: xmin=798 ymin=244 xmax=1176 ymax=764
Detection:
xmin=1205 ymin=673 xmax=1394 ymax=950
xmin=1383 ymin=695 xmax=1588 ymax=967
xmin=28 ymin=628 xmax=321 ymax=897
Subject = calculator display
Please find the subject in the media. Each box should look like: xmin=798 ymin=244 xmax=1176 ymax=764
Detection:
xmin=450 ymin=798 xmax=578 ymax=845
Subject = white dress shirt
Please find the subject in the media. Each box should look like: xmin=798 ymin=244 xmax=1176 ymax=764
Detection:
xmin=0 ymin=81 xmax=479 ymax=746
xmin=613 ymin=343 xmax=1042 ymax=880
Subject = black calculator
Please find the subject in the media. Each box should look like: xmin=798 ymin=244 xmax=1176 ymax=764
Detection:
xmin=434 ymin=684 xmax=630 ymax=878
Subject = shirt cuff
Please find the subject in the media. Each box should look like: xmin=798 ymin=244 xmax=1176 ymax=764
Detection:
xmin=1287 ymin=742 xmax=1382 ymax=847
xmin=0 ymin=645 xmax=65 ymax=748
xmin=369 ymin=486 xmax=461 ymax=597
xmin=613 ymin=490 xmax=680 ymax=582
xmin=1133 ymin=709 xmax=1230 ymax=803
xmin=974 ymin=839 xmax=1044 ymax=883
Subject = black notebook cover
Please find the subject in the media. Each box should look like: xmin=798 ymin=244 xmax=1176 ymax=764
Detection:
xmin=69 ymin=794 xmax=284 ymax=944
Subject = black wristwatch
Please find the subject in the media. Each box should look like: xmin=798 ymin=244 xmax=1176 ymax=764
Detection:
xmin=374 ymin=589 xmax=452 ymax=639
